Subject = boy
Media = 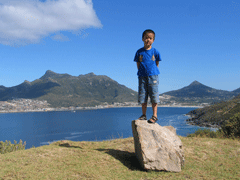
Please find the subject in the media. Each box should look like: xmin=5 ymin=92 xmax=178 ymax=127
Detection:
xmin=134 ymin=29 xmax=161 ymax=124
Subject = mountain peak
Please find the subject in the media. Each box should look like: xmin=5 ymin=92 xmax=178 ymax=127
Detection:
xmin=189 ymin=81 xmax=201 ymax=86
xmin=22 ymin=80 xmax=31 ymax=85
xmin=45 ymin=70 xmax=57 ymax=76
xmin=0 ymin=85 xmax=7 ymax=91
xmin=40 ymin=70 xmax=58 ymax=80
xmin=86 ymin=72 xmax=95 ymax=76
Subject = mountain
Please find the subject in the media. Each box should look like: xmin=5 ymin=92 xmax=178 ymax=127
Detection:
xmin=233 ymin=87 xmax=240 ymax=94
xmin=0 ymin=70 xmax=138 ymax=107
xmin=163 ymin=80 xmax=236 ymax=98
xmin=0 ymin=85 xmax=7 ymax=92
xmin=0 ymin=78 xmax=60 ymax=100
xmin=160 ymin=81 xmax=239 ymax=105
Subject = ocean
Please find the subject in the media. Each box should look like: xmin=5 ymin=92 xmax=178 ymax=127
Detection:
xmin=0 ymin=107 xmax=211 ymax=149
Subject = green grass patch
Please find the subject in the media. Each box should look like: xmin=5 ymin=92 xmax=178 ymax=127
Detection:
xmin=0 ymin=137 xmax=239 ymax=179
xmin=0 ymin=140 xmax=26 ymax=154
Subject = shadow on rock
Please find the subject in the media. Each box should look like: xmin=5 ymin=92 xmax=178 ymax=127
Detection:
xmin=96 ymin=148 xmax=144 ymax=171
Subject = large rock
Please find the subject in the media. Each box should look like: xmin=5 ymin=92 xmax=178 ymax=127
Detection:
xmin=131 ymin=120 xmax=184 ymax=172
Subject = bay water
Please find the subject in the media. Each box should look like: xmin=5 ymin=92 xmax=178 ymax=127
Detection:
xmin=0 ymin=107 xmax=210 ymax=149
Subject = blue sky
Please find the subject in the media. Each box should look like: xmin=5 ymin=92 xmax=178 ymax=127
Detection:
xmin=0 ymin=0 xmax=239 ymax=93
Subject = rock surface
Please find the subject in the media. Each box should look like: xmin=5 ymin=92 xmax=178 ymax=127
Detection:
xmin=131 ymin=120 xmax=184 ymax=172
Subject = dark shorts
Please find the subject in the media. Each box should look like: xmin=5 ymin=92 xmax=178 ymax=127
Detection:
xmin=138 ymin=75 xmax=159 ymax=104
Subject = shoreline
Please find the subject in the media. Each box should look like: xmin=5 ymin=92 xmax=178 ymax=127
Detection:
xmin=186 ymin=121 xmax=220 ymax=129
xmin=0 ymin=105 xmax=202 ymax=114
xmin=185 ymin=113 xmax=220 ymax=129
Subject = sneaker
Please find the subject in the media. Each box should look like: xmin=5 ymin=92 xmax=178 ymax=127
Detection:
xmin=138 ymin=114 xmax=147 ymax=120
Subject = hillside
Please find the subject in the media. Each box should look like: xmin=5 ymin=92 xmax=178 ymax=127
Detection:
xmin=233 ymin=87 xmax=240 ymax=94
xmin=186 ymin=94 xmax=240 ymax=128
xmin=0 ymin=137 xmax=239 ymax=179
xmin=0 ymin=70 xmax=138 ymax=107
xmin=160 ymin=81 xmax=239 ymax=106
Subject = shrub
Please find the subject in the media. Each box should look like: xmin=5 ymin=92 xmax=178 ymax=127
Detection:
xmin=187 ymin=129 xmax=224 ymax=138
xmin=220 ymin=112 xmax=240 ymax=138
xmin=188 ymin=112 xmax=240 ymax=139
xmin=0 ymin=140 xmax=26 ymax=154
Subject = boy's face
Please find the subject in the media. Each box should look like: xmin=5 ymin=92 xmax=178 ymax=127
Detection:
xmin=142 ymin=32 xmax=155 ymax=50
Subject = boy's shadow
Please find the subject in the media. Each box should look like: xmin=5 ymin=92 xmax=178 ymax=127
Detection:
xmin=96 ymin=148 xmax=144 ymax=171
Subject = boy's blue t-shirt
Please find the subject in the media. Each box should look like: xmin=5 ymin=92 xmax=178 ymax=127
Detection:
xmin=134 ymin=47 xmax=161 ymax=77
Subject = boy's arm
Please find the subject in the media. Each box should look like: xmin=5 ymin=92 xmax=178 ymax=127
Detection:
xmin=137 ymin=62 xmax=140 ymax=69
xmin=155 ymin=61 xmax=159 ymax=67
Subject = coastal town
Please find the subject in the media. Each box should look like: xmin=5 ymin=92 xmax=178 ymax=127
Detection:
xmin=0 ymin=99 xmax=139 ymax=113
xmin=0 ymin=99 xmax=53 ymax=113
xmin=0 ymin=97 xmax=205 ymax=113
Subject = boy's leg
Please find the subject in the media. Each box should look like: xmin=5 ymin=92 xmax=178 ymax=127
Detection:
xmin=142 ymin=103 xmax=147 ymax=115
xmin=152 ymin=103 xmax=158 ymax=118
xmin=148 ymin=75 xmax=159 ymax=123
xmin=138 ymin=77 xmax=148 ymax=119
xmin=148 ymin=103 xmax=158 ymax=123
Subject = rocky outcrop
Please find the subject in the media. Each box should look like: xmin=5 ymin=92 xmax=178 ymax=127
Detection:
xmin=131 ymin=120 xmax=184 ymax=172
xmin=186 ymin=110 xmax=221 ymax=128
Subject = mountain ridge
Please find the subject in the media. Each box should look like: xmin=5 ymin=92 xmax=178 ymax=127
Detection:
xmin=1 ymin=73 xmax=239 ymax=107
xmin=233 ymin=87 xmax=240 ymax=93
xmin=160 ymin=80 xmax=239 ymax=105
xmin=162 ymin=80 xmax=236 ymax=98
xmin=0 ymin=70 xmax=138 ymax=107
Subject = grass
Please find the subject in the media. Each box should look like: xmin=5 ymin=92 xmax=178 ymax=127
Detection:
xmin=0 ymin=137 xmax=239 ymax=180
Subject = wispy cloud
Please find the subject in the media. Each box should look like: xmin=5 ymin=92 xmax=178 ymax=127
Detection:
xmin=0 ymin=0 xmax=102 ymax=46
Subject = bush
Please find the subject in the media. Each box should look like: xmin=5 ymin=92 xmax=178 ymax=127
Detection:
xmin=188 ymin=112 xmax=240 ymax=139
xmin=187 ymin=129 xmax=224 ymax=138
xmin=220 ymin=112 xmax=240 ymax=138
xmin=0 ymin=140 xmax=26 ymax=154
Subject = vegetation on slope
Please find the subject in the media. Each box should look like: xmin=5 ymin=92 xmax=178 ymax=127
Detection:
xmin=187 ymin=94 xmax=240 ymax=138
xmin=187 ymin=94 xmax=240 ymax=126
xmin=0 ymin=140 xmax=26 ymax=154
